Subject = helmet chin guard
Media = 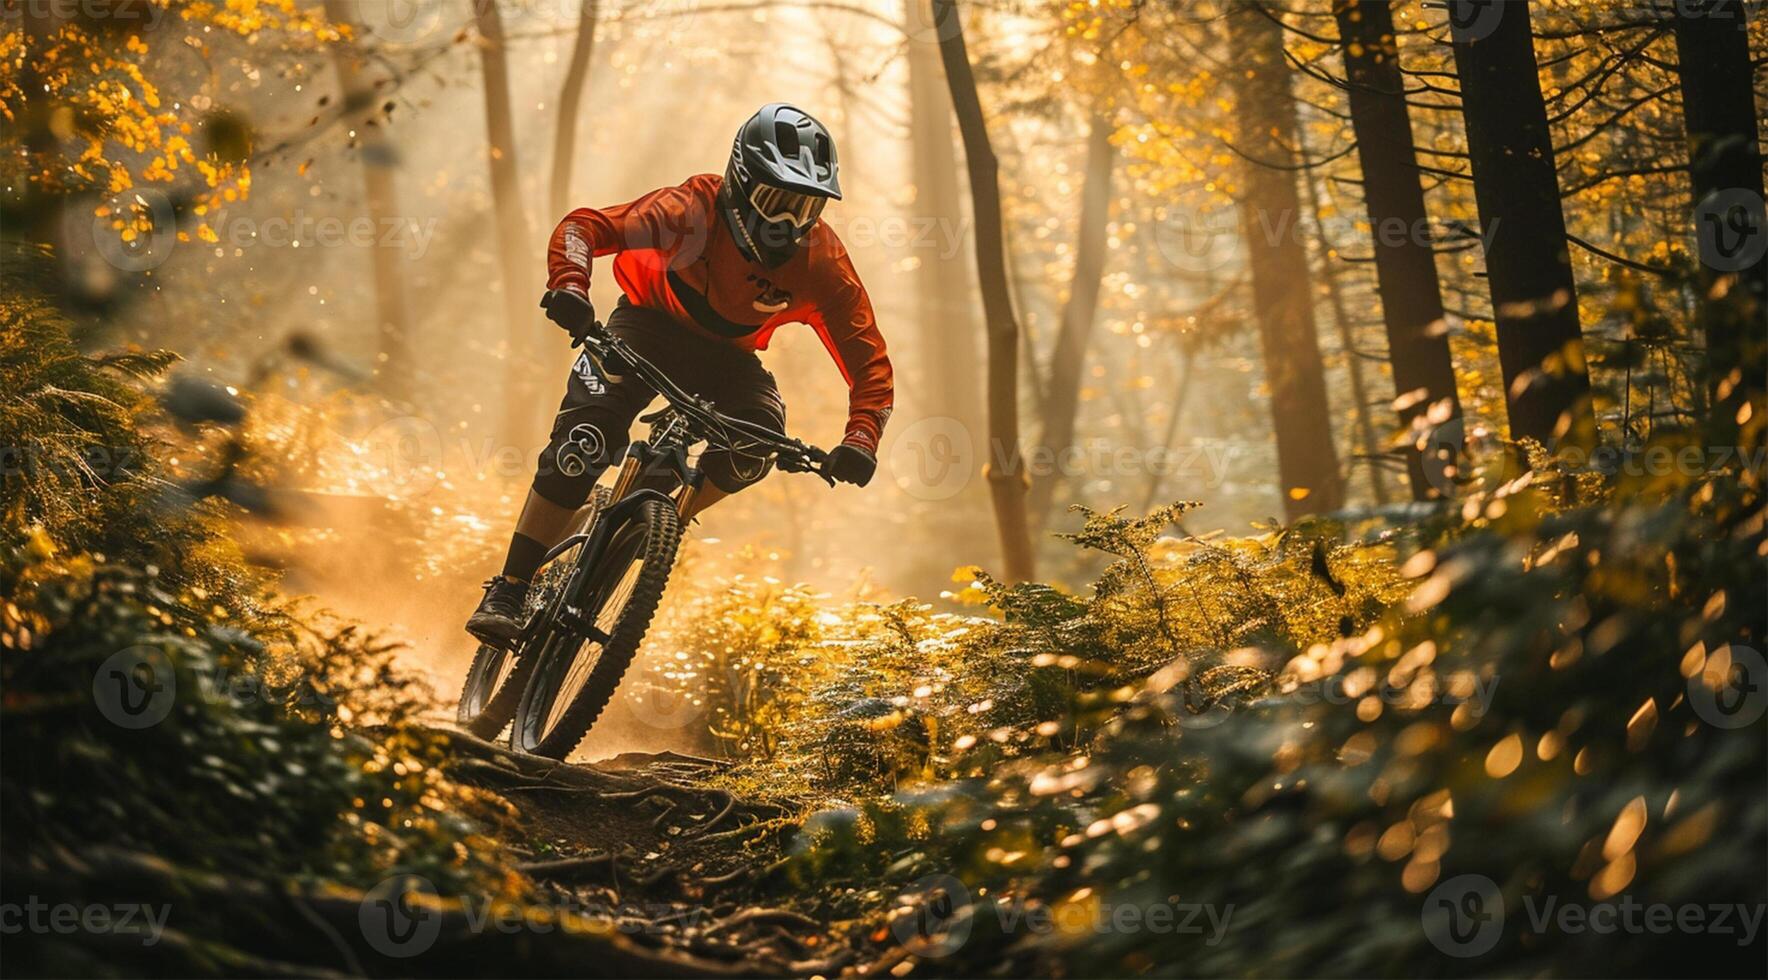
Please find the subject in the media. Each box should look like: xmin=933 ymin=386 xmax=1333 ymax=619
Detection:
xmin=721 ymin=103 xmax=839 ymax=266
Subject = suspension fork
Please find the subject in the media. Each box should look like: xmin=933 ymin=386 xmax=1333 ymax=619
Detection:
xmin=606 ymin=452 xmax=643 ymax=502
xmin=608 ymin=449 xmax=697 ymax=520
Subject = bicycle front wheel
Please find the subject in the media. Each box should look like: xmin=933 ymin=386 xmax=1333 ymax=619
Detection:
xmin=510 ymin=497 xmax=681 ymax=759
xmin=456 ymin=487 xmax=613 ymax=740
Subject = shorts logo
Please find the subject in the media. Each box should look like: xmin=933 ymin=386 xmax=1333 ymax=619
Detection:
xmin=556 ymin=423 xmax=605 ymax=478
xmin=572 ymin=353 xmax=608 ymax=395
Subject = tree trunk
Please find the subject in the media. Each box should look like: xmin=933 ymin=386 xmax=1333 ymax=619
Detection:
xmin=1670 ymin=0 xmax=1766 ymax=431
xmin=1448 ymin=0 xmax=1592 ymax=449
xmin=549 ymin=0 xmax=601 ymax=219
xmin=1227 ymin=5 xmax=1346 ymax=518
xmin=323 ymin=0 xmax=413 ymax=396
xmin=1029 ymin=114 xmax=1115 ymax=529
xmin=1298 ymin=141 xmax=1389 ymax=505
xmin=473 ymin=0 xmax=541 ymax=442
xmin=906 ymin=0 xmax=983 ymax=431
xmin=1142 ymin=347 xmax=1196 ymax=513
xmin=1334 ymin=0 xmax=1465 ymax=497
xmin=934 ymin=0 xmax=1035 ymax=582
xmin=823 ymin=22 xmax=859 ymax=189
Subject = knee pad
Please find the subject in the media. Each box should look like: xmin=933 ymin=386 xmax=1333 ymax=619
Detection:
xmin=699 ymin=397 xmax=786 ymax=494
xmin=533 ymin=418 xmax=627 ymax=507
xmin=700 ymin=447 xmax=774 ymax=494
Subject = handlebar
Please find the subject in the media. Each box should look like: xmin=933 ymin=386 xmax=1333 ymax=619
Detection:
xmin=571 ymin=320 xmax=833 ymax=485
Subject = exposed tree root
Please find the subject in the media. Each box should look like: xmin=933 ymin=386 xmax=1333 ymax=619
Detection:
xmin=703 ymin=907 xmax=821 ymax=936
xmin=6 ymin=844 xmax=764 ymax=978
xmin=518 ymin=853 xmax=616 ymax=881
xmin=413 ymin=724 xmax=852 ymax=977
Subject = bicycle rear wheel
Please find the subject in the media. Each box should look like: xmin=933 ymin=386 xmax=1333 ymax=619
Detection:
xmin=510 ymin=497 xmax=680 ymax=759
xmin=456 ymin=487 xmax=611 ymax=739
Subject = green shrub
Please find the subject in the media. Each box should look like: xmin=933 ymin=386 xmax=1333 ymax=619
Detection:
xmin=0 ymin=265 xmax=518 ymax=975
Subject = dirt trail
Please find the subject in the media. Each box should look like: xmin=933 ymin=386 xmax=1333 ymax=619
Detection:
xmin=428 ymin=725 xmax=862 ymax=977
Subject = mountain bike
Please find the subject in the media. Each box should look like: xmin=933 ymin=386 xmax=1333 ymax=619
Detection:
xmin=455 ymin=319 xmax=833 ymax=758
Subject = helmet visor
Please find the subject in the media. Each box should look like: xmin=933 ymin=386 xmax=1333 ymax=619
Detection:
xmin=747 ymin=182 xmax=827 ymax=229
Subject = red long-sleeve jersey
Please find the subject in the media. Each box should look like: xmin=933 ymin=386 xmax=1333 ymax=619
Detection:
xmin=546 ymin=173 xmax=893 ymax=454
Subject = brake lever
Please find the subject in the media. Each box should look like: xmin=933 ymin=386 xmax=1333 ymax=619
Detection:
xmin=572 ymin=323 xmax=637 ymax=381
xmin=775 ymin=446 xmax=835 ymax=486
xmin=570 ymin=319 xmax=605 ymax=350
xmin=807 ymin=448 xmax=836 ymax=487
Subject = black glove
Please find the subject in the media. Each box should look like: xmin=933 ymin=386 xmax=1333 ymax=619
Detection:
xmin=540 ymin=289 xmax=594 ymax=335
xmin=824 ymin=443 xmax=877 ymax=487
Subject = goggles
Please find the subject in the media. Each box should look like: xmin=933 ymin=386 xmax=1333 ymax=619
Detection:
xmin=747 ymin=182 xmax=827 ymax=229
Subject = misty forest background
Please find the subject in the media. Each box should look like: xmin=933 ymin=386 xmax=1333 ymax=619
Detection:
xmin=2 ymin=0 xmax=1765 ymax=977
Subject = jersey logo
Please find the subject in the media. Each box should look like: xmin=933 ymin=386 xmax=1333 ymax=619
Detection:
xmin=747 ymin=273 xmax=792 ymax=314
xmin=562 ymin=226 xmax=591 ymax=268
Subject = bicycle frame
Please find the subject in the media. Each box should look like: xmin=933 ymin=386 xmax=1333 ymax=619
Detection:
xmin=518 ymin=319 xmax=830 ymax=645
xmin=532 ymin=403 xmax=724 ymax=638
xmin=464 ymin=317 xmax=836 ymax=752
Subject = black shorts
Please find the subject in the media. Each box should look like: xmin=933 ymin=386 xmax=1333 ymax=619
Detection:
xmin=531 ymin=300 xmax=787 ymax=505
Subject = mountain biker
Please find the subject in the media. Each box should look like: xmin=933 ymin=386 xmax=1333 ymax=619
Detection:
xmin=466 ymin=103 xmax=893 ymax=645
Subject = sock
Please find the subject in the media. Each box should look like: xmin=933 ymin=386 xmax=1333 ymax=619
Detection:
xmin=500 ymin=532 xmax=549 ymax=583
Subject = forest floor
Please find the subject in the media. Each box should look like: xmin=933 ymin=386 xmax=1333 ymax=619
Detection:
xmin=427 ymin=725 xmax=873 ymax=978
